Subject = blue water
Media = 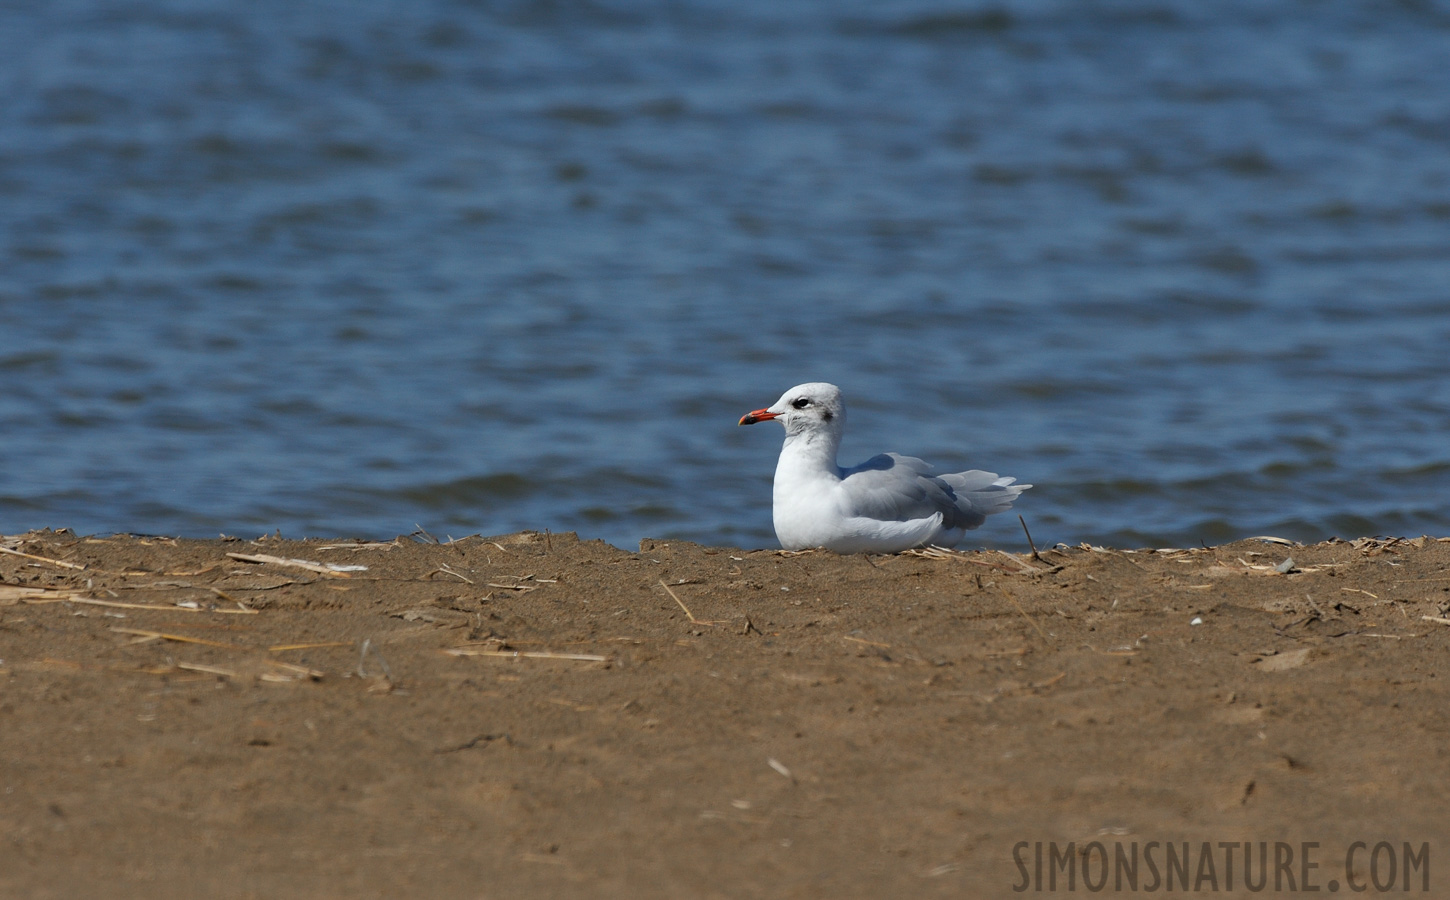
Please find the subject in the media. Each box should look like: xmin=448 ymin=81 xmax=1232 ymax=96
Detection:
xmin=3 ymin=0 xmax=1450 ymax=550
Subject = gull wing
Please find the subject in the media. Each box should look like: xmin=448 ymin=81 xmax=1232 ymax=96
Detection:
xmin=839 ymin=453 xmax=1029 ymax=531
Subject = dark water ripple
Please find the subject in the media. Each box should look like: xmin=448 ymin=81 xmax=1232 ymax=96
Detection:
xmin=3 ymin=0 xmax=1450 ymax=549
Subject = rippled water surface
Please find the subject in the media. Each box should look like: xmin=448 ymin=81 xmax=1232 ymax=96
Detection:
xmin=3 ymin=0 xmax=1450 ymax=550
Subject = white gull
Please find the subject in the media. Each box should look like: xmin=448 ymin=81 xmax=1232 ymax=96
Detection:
xmin=739 ymin=382 xmax=1031 ymax=553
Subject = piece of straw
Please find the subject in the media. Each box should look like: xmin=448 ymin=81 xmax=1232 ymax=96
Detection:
xmin=226 ymin=552 xmax=359 ymax=578
xmin=0 ymin=546 xmax=86 ymax=570
xmin=109 ymin=627 xmax=244 ymax=649
xmin=444 ymin=648 xmax=607 ymax=662
xmin=25 ymin=595 xmax=257 ymax=614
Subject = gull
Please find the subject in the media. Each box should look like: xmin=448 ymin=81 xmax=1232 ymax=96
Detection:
xmin=739 ymin=382 xmax=1031 ymax=553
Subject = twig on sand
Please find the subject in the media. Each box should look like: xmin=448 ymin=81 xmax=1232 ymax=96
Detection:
xmin=902 ymin=545 xmax=1059 ymax=574
xmin=1422 ymin=616 xmax=1450 ymax=627
xmin=426 ymin=565 xmax=474 ymax=584
xmin=264 ymin=660 xmax=325 ymax=680
xmin=437 ymin=733 xmax=511 ymax=753
xmin=175 ymin=662 xmax=238 ymax=678
xmin=658 ymin=579 xmax=728 ymax=626
xmin=1019 ymin=515 xmax=1042 ymax=561
xmin=226 ymin=552 xmax=362 ymax=578
xmin=317 ymin=541 xmax=397 ymax=551
xmin=0 ymin=545 xmax=86 ymax=570
xmin=660 ymin=579 xmax=697 ymax=621
xmin=998 ymin=584 xmax=1050 ymax=644
xmin=24 ymin=595 xmax=257 ymax=614
xmin=444 ymin=647 xmax=607 ymax=663
xmin=149 ymin=659 xmax=321 ymax=682
xmin=3 ymin=585 xmax=84 ymax=603
xmin=109 ymin=627 xmax=244 ymax=649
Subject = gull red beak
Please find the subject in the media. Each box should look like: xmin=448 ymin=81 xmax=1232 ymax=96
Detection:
xmin=738 ymin=408 xmax=778 ymax=426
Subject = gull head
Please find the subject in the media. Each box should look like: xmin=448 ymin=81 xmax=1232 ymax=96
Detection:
xmin=738 ymin=382 xmax=846 ymax=439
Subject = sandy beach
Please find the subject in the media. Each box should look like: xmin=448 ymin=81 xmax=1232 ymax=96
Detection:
xmin=1 ymin=529 xmax=1445 ymax=897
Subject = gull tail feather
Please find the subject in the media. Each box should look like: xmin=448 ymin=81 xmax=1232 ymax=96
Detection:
xmin=938 ymin=471 xmax=1032 ymax=529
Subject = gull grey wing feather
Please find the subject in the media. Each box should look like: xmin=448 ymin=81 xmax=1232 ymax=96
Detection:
xmin=837 ymin=453 xmax=958 ymax=522
xmin=840 ymin=453 xmax=1030 ymax=531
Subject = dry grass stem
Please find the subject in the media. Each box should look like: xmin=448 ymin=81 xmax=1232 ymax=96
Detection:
xmin=445 ymin=648 xmax=608 ymax=662
xmin=1035 ymin=672 xmax=1067 ymax=689
xmin=226 ymin=552 xmax=360 ymax=578
xmin=110 ymin=627 xmax=244 ymax=649
xmin=23 ymin=595 xmax=257 ymax=614
xmin=175 ymin=662 xmax=238 ymax=678
xmin=2 ymin=585 xmax=84 ymax=602
xmin=999 ymin=584 xmax=1050 ymax=644
xmin=0 ymin=545 xmax=86 ymax=569
xmin=902 ymin=546 xmax=956 ymax=560
xmin=427 ymin=565 xmax=474 ymax=584
xmin=996 ymin=550 xmax=1058 ymax=574
xmin=317 ymin=542 xmax=396 ymax=551
xmin=207 ymin=586 xmax=242 ymax=603
xmin=659 ymin=579 xmax=697 ymax=621
xmin=266 ymin=660 xmax=325 ymax=679
xmin=904 ymin=546 xmax=1045 ymax=574
xmin=268 ymin=641 xmax=354 ymax=652
xmin=657 ymin=579 xmax=729 ymax=626
xmin=1019 ymin=515 xmax=1042 ymax=560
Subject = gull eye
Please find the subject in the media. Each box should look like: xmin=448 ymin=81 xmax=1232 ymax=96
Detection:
xmin=791 ymin=397 xmax=811 ymax=409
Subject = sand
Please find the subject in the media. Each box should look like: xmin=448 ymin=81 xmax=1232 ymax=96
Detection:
xmin=1 ymin=529 xmax=1446 ymax=897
